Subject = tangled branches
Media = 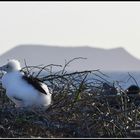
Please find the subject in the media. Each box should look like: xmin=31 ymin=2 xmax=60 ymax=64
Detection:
xmin=0 ymin=57 xmax=140 ymax=138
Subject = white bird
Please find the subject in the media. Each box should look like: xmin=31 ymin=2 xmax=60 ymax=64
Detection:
xmin=0 ymin=59 xmax=52 ymax=109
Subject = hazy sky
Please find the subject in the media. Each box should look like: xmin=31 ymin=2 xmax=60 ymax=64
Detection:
xmin=0 ymin=2 xmax=140 ymax=59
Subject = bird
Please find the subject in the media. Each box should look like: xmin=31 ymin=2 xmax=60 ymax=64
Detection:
xmin=126 ymin=85 xmax=140 ymax=95
xmin=126 ymin=85 xmax=140 ymax=106
xmin=0 ymin=59 xmax=52 ymax=109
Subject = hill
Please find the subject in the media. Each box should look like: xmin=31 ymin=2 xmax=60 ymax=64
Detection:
xmin=0 ymin=44 xmax=140 ymax=71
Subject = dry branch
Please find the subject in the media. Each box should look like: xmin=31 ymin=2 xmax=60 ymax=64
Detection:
xmin=0 ymin=58 xmax=140 ymax=138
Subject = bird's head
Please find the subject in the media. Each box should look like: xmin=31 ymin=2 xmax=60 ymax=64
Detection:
xmin=0 ymin=59 xmax=21 ymax=72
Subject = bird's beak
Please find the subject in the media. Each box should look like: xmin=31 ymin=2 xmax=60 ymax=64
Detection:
xmin=0 ymin=65 xmax=7 ymax=71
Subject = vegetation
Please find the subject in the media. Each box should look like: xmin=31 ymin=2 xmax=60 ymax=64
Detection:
xmin=0 ymin=58 xmax=140 ymax=138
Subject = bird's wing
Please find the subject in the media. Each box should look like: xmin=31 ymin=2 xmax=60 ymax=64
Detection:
xmin=22 ymin=75 xmax=48 ymax=95
xmin=13 ymin=96 xmax=23 ymax=101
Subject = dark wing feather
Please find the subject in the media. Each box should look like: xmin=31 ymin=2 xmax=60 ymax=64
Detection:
xmin=13 ymin=96 xmax=23 ymax=101
xmin=22 ymin=75 xmax=47 ymax=95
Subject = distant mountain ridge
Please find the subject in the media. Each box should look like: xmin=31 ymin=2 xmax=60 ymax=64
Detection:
xmin=0 ymin=44 xmax=140 ymax=71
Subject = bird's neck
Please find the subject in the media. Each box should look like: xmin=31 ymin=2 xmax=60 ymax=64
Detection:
xmin=5 ymin=70 xmax=22 ymax=75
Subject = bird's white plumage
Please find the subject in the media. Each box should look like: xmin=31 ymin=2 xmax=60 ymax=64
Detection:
xmin=0 ymin=59 xmax=52 ymax=108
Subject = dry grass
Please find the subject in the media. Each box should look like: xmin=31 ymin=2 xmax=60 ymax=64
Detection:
xmin=0 ymin=58 xmax=140 ymax=138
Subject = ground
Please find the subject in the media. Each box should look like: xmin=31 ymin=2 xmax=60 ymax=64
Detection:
xmin=0 ymin=61 xmax=140 ymax=138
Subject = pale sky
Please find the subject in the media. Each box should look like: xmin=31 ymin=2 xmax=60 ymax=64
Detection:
xmin=0 ymin=2 xmax=140 ymax=59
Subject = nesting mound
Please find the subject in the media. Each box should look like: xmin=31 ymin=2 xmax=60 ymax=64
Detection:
xmin=0 ymin=58 xmax=140 ymax=138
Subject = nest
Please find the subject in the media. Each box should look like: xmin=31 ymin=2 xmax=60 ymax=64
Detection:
xmin=0 ymin=58 xmax=140 ymax=138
